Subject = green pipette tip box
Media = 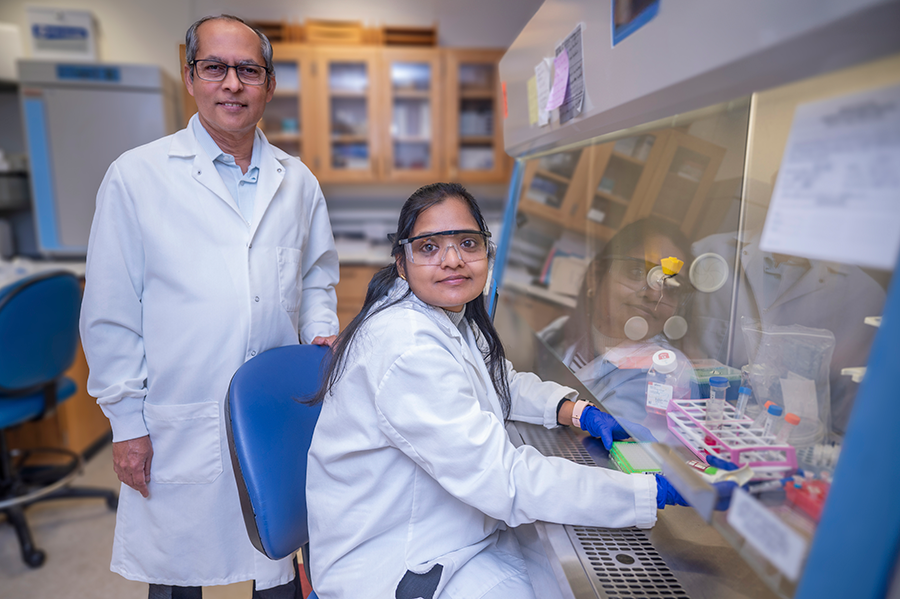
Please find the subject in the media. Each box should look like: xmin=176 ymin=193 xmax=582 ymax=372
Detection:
xmin=610 ymin=441 xmax=661 ymax=474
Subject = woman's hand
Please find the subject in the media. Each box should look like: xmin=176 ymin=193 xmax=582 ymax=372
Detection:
xmin=578 ymin=405 xmax=656 ymax=450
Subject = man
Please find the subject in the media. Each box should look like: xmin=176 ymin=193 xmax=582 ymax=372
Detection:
xmin=80 ymin=15 xmax=338 ymax=598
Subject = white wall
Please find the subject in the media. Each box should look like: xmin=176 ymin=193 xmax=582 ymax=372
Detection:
xmin=0 ymin=0 xmax=543 ymax=81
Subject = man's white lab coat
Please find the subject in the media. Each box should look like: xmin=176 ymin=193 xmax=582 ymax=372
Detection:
xmin=80 ymin=115 xmax=339 ymax=588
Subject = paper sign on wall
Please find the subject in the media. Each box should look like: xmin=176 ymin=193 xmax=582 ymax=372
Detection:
xmin=557 ymin=23 xmax=585 ymax=124
xmin=546 ymin=50 xmax=568 ymax=112
xmin=760 ymin=83 xmax=900 ymax=270
xmin=534 ymin=58 xmax=552 ymax=126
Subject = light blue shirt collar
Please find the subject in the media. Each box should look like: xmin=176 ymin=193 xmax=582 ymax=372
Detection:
xmin=191 ymin=115 xmax=262 ymax=173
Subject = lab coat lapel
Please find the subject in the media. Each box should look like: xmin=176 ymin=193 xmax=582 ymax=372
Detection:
xmin=168 ymin=125 xmax=243 ymax=218
xmin=190 ymin=154 xmax=241 ymax=216
xmin=249 ymin=132 xmax=287 ymax=241
xmin=769 ymin=261 xmax=831 ymax=310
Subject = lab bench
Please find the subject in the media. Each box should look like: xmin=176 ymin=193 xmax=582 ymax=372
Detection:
xmin=508 ymin=421 xmax=780 ymax=599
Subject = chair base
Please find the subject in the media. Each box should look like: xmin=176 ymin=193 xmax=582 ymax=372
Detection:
xmin=1 ymin=439 xmax=118 ymax=568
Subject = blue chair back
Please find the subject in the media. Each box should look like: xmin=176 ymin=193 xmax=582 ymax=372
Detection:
xmin=225 ymin=344 xmax=329 ymax=561
xmin=0 ymin=271 xmax=80 ymax=394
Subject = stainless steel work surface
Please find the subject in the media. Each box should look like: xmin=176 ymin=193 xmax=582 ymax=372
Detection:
xmin=510 ymin=422 xmax=780 ymax=599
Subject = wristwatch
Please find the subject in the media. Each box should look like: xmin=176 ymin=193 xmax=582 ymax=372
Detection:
xmin=570 ymin=400 xmax=592 ymax=430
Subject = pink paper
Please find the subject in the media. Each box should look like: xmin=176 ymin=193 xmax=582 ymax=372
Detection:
xmin=546 ymin=49 xmax=569 ymax=111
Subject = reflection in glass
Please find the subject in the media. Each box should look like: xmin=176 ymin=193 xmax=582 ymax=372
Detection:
xmin=329 ymin=62 xmax=368 ymax=92
xmin=537 ymin=218 xmax=698 ymax=438
xmin=391 ymin=62 xmax=430 ymax=91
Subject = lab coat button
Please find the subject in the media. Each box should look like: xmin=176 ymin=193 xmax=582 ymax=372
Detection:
xmin=254 ymin=296 xmax=260 ymax=302
xmin=250 ymin=350 xmax=257 ymax=357
xmin=277 ymin=168 xmax=283 ymax=173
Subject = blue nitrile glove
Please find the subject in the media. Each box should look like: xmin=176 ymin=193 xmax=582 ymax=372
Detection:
xmin=580 ymin=406 xmax=656 ymax=450
xmin=705 ymin=456 xmax=741 ymax=510
xmin=656 ymin=475 xmax=738 ymax=510
xmin=706 ymin=455 xmax=739 ymax=471
xmin=655 ymin=474 xmax=689 ymax=509
xmin=712 ymin=481 xmax=739 ymax=511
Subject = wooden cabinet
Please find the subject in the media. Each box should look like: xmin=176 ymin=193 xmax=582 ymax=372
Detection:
xmin=335 ymin=264 xmax=382 ymax=330
xmin=518 ymin=130 xmax=724 ymax=239
xmin=444 ymin=49 xmax=509 ymax=183
xmin=180 ymin=44 xmax=509 ymax=184
xmin=379 ymin=48 xmax=444 ymax=182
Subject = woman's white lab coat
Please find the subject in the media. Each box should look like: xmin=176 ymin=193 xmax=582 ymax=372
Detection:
xmin=80 ymin=116 xmax=339 ymax=588
xmin=307 ymin=280 xmax=657 ymax=599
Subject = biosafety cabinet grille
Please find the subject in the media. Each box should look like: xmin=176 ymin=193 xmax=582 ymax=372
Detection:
xmin=518 ymin=425 xmax=690 ymax=599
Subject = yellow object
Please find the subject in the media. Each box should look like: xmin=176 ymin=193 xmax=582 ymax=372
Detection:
xmin=661 ymin=256 xmax=684 ymax=276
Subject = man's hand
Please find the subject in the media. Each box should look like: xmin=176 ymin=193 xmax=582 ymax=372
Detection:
xmin=112 ymin=435 xmax=153 ymax=498
xmin=311 ymin=335 xmax=337 ymax=347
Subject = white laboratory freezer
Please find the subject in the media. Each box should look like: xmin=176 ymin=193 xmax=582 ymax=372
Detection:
xmin=17 ymin=60 xmax=179 ymax=256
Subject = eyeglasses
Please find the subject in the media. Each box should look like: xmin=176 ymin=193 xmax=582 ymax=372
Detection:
xmin=191 ymin=59 xmax=269 ymax=85
xmin=398 ymin=229 xmax=492 ymax=265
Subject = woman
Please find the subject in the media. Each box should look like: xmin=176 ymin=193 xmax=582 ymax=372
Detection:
xmin=306 ymin=184 xmax=690 ymax=599
xmin=539 ymin=218 xmax=699 ymax=432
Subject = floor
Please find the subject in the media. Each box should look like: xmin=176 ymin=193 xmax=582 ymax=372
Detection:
xmin=0 ymin=443 xmax=255 ymax=599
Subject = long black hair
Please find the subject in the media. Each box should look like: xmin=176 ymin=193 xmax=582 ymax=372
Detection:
xmin=310 ymin=183 xmax=512 ymax=418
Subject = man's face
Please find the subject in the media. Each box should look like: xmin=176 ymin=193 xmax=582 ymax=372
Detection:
xmin=184 ymin=19 xmax=275 ymax=141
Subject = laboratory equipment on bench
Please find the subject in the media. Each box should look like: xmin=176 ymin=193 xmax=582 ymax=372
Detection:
xmin=666 ymin=399 xmax=797 ymax=480
xmin=17 ymin=60 xmax=179 ymax=256
xmin=706 ymin=376 xmax=729 ymax=427
xmin=776 ymin=413 xmax=801 ymax=444
xmin=735 ymin=386 xmax=753 ymax=419
xmin=645 ymin=349 xmax=690 ymax=415
xmin=762 ymin=404 xmax=783 ymax=438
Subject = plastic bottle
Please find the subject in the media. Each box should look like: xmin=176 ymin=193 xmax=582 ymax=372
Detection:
xmin=775 ymin=412 xmax=801 ymax=444
xmin=645 ymin=350 xmax=679 ymax=415
xmin=751 ymin=401 xmax=775 ymax=429
xmin=705 ymin=376 xmax=729 ymax=428
xmin=735 ymin=386 xmax=752 ymax=419
xmin=763 ymin=404 xmax=784 ymax=437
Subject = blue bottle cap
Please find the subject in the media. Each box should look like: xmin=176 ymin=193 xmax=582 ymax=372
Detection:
xmin=767 ymin=404 xmax=783 ymax=416
xmin=709 ymin=376 xmax=729 ymax=387
xmin=739 ymin=386 xmax=751 ymax=394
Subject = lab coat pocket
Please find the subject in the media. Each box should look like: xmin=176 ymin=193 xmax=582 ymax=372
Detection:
xmin=276 ymin=246 xmax=303 ymax=313
xmin=143 ymin=401 xmax=223 ymax=484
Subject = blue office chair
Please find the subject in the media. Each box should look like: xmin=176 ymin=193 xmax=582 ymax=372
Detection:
xmin=226 ymin=343 xmax=329 ymax=599
xmin=0 ymin=270 xmax=117 ymax=567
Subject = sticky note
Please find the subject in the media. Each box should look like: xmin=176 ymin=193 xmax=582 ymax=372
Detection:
xmin=546 ymin=49 xmax=568 ymax=111
xmin=534 ymin=58 xmax=551 ymax=126
xmin=526 ymin=76 xmax=538 ymax=125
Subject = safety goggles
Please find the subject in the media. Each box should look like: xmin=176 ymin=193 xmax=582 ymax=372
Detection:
xmin=398 ymin=229 xmax=492 ymax=265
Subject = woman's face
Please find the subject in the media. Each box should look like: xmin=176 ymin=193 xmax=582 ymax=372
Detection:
xmin=397 ymin=197 xmax=489 ymax=312
xmin=593 ymin=234 xmax=685 ymax=338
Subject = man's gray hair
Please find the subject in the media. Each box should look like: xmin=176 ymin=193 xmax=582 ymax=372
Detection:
xmin=185 ymin=14 xmax=274 ymax=79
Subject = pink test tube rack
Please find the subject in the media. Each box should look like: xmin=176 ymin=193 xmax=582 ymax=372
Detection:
xmin=666 ymin=399 xmax=797 ymax=480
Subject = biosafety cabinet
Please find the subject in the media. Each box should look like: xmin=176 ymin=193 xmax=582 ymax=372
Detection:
xmin=493 ymin=2 xmax=900 ymax=598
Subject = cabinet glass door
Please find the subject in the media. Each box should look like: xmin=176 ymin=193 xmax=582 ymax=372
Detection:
xmin=383 ymin=49 xmax=442 ymax=181
xmin=446 ymin=50 xmax=507 ymax=183
xmin=316 ymin=50 xmax=379 ymax=182
xmin=264 ymin=58 xmax=302 ymax=158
